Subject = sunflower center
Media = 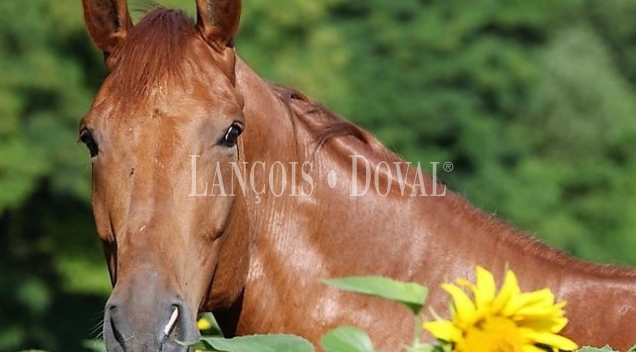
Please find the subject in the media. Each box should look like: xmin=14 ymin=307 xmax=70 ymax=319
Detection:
xmin=455 ymin=316 xmax=523 ymax=352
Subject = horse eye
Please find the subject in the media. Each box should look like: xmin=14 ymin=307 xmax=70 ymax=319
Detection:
xmin=79 ymin=128 xmax=99 ymax=158
xmin=218 ymin=123 xmax=243 ymax=148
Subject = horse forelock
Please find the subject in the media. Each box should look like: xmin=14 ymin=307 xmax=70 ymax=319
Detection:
xmin=107 ymin=8 xmax=196 ymax=112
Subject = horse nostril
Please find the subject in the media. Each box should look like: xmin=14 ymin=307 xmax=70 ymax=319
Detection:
xmin=104 ymin=302 xmax=128 ymax=347
xmin=163 ymin=305 xmax=180 ymax=337
xmin=161 ymin=303 xmax=196 ymax=345
xmin=104 ymin=302 xmax=118 ymax=327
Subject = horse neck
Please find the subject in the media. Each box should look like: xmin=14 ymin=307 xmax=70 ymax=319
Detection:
xmin=232 ymin=55 xmax=447 ymax=305
xmin=229 ymin=56 xmax=636 ymax=343
xmin=235 ymin=58 xmax=299 ymax=166
xmin=236 ymin=53 xmax=634 ymax=288
xmin=233 ymin=56 xmax=307 ymax=234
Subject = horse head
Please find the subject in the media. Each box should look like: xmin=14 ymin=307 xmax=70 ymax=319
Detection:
xmin=80 ymin=1 xmax=247 ymax=350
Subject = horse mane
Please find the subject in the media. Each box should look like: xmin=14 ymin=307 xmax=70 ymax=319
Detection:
xmin=451 ymin=191 xmax=636 ymax=279
xmin=109 ymin=7 xmax=194 ymax=112
xmin=267 ymin=85 xmax=372 ymax=149
xmin=268 ymin=84 xmax=403 ymax=168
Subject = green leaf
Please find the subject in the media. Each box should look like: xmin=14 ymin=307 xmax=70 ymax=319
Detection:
xmin=323 ymin=276 xmax=428 ymax=314
xmin=319 ymin=326 xmax=374 ymax=352
xmin=406 ymin=343 xmax=449 ymax=352
xmin=577 ymin=347 xmax=618 ymax=352
xmin=82 ymin=339 xmax=107 ymax=352
xmin=187 ymin=334 xmax=314 ymax=352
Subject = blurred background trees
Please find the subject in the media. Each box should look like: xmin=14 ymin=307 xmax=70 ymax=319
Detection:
xmin=1 ymin=0 xmax=636 ymax=350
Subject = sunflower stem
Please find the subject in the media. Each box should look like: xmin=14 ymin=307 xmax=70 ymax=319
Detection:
xmin=412 ymin=314 xmax=422 ymax=347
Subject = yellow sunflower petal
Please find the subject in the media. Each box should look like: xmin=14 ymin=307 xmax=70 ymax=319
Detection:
xmin=554 ymin=300 xmax=567 ymax=309
xmin=492 ymin=269 xmax=520 ymax=313
xmin=520 ymin=329 xmax=579 ymax=351
xmin=503 ymin=289 xmax=554 ymax=317
xmin=442 ymin=283 xmax=479 ymax=324
xmin=521 ymin=345 xmax=549 ymax=352
xmin=456 ymin=278 xmax=473 ymax=288
xmin=513 ymin=303 xmax=563 ymax=320
xmin=550 ymin=316 xmax=568 ymax=333
xmin=517 ymin=316 xmax=568 ymax=333
xmin=435 ymin=267 xmax=576 ymax=352
xmin=473 ymin=266 xmax=496 ymax=309
xmin=197 ymin=318 xmax=212 ymax=330
xmin=422 ymin=320 xmax=463 ymax=342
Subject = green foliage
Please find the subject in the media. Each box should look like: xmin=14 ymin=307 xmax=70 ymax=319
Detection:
xmin=0 ymin=1 xmax=108 ymax=351
xmin=323 ymin=276 xmax=428 ymax=315
xmin=577 ymin=346 xmax=636 ymax=352
xmin=189 ymin=334 xmax=314 ymax=352
xmin=578 ymin=347 xmax=619 ymax=352
xmin=320 ymin=327 xmax=374 ymax=352
xmin=82 ymin=340 xmax=107 ymax=352
xmin=319 ymin=277 xmax=435 ymax=352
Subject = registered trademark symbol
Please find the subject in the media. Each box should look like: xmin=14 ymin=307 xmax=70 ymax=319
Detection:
xmin=443 ymin=162 xmax=454 ymax=172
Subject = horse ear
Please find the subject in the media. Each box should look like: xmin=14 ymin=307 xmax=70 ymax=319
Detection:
xmin=81 ymin=0 xmax=133 ymax=56
xmin=195 ymin=0 xmax=242 ymax=51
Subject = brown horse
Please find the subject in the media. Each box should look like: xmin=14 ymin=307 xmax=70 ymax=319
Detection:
xmin=79 ymin=0 xmax=636 ymax=351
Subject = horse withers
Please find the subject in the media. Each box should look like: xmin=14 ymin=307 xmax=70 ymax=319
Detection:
xmin=79 ymin=0 xmax=636 ymax=351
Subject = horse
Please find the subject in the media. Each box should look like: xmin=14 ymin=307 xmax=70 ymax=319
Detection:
xmin=79 ymin=0 xmax=636 ymax=351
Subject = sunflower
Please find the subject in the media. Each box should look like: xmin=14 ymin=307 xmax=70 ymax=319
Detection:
xmin=195 ymin=317 xmax=214 ymax=352
xmin=423 ymin=266 xmax=578 ymax=352
xmin=197 ymin=317 xmax=213 ymax=331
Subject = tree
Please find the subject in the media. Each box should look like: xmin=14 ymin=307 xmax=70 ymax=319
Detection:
xmin=0 ymin=1 xmax=109 ymax=350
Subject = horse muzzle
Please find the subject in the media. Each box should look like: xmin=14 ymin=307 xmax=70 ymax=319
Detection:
xmin=103 ymin=295 xmax=199 ymax=352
